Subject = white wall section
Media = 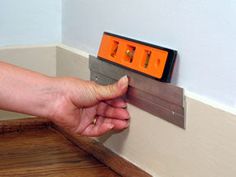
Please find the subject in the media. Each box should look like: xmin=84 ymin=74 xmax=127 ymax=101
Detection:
xmin=62 ymin=0 xmax=236 ymax=110
xmin=0 ymin=0 xmax=61 ymax=46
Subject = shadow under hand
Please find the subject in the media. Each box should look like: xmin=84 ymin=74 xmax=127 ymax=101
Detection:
xmin=97 ymin=127 xmax=130 ymax=152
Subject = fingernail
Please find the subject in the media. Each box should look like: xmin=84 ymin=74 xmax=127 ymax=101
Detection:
xmin=118 ymin=75 xmax=128 ymax=90
xmin=122 ymin=105 xmax=127 ymax=109
xmin=108 ymin=124 xmax=114 ymax=129
xmin=121 ymin=102 xmax=128 ymax=108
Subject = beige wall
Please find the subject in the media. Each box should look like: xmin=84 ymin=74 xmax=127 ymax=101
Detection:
xmin=0 ymin=45 xmax=56 ymax=76
xmin=56 ymin=45 xmax=90 ymax=80
xmin=103 ymin=99 xmax=236 ymax=177
xmin=0 ymin=45 xmax=57 ymax=120
xmin=1 ymin=45 xmax=236 ymax=177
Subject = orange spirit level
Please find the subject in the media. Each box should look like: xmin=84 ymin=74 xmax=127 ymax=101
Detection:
xmin=98 ymin=32 xmax=177 ymax=82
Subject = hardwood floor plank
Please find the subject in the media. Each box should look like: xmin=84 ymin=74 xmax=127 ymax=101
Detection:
xmin=0 ymin=128 xmax=120 ymax=177
xmin=0 ymin=117 xmax=51 ymax=134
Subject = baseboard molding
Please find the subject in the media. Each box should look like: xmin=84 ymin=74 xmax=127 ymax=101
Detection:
xmin=56 ymin=45 xmax=90 ymax=80
xmin=57 ymin=44 xmax=89 ymax=58
xmin=185 ymin=90 xmax=236 ymax=116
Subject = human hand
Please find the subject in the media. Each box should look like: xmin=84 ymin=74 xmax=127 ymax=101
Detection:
xmin=0 ymin=61 xmax=129 ymax=137
xmin=49 ymin=76 xmax=130 ymax=137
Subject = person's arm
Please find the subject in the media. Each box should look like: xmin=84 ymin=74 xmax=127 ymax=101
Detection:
xmin=0 ymin=61 xmax=130 ymax=136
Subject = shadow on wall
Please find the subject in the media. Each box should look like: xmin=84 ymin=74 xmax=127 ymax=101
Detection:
xmin=171 ymin=54 xmax=180 ymax=85
xmin=98 ymin=128 xmax=130 ymax=152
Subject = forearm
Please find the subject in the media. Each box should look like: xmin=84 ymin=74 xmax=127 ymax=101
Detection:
xmin=0 ymin=61 xmax=58 ymax=118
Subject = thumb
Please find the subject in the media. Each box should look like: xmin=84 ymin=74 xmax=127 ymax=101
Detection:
xmin=95 ymin=75 xmax=128 ymax=101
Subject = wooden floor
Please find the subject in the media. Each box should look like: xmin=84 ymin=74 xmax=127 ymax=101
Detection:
xmin=0 ymin=128 xmax=120 ymax=177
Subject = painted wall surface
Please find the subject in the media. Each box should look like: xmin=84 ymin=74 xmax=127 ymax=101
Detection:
xmin=62 ymin=0 xmax=236 ymax=110
xmin=0 ymin=0 xmax=61 ymax=46
xmin=56 ymin=45 xmax=90 ymax=79
xmin=0 ymin=46 xmax=56 ymax=76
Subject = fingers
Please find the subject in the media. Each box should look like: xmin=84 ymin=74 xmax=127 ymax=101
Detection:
xmin=96 ymin=102 xmax=130 ymax=120
xmin=106 ymin=97 xmax=127 ymax=108
xmin=103 ymin=118 xmax=129 ymax=130
xmin=72 ymin=101 xmax=130 ymax=137
xmin=81 ymin=116 xmax=129 ymax=137
xmin=81 ymin=116 xmax=114 ymax=136
xmin=94 ymin=75 xmax=128 ymax=101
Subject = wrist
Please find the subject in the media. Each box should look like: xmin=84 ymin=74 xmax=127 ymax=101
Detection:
xmin=42 ymin=77 xmax=72 ymax=121
xmin=40 ymin=77 xmax=64 ymax=119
